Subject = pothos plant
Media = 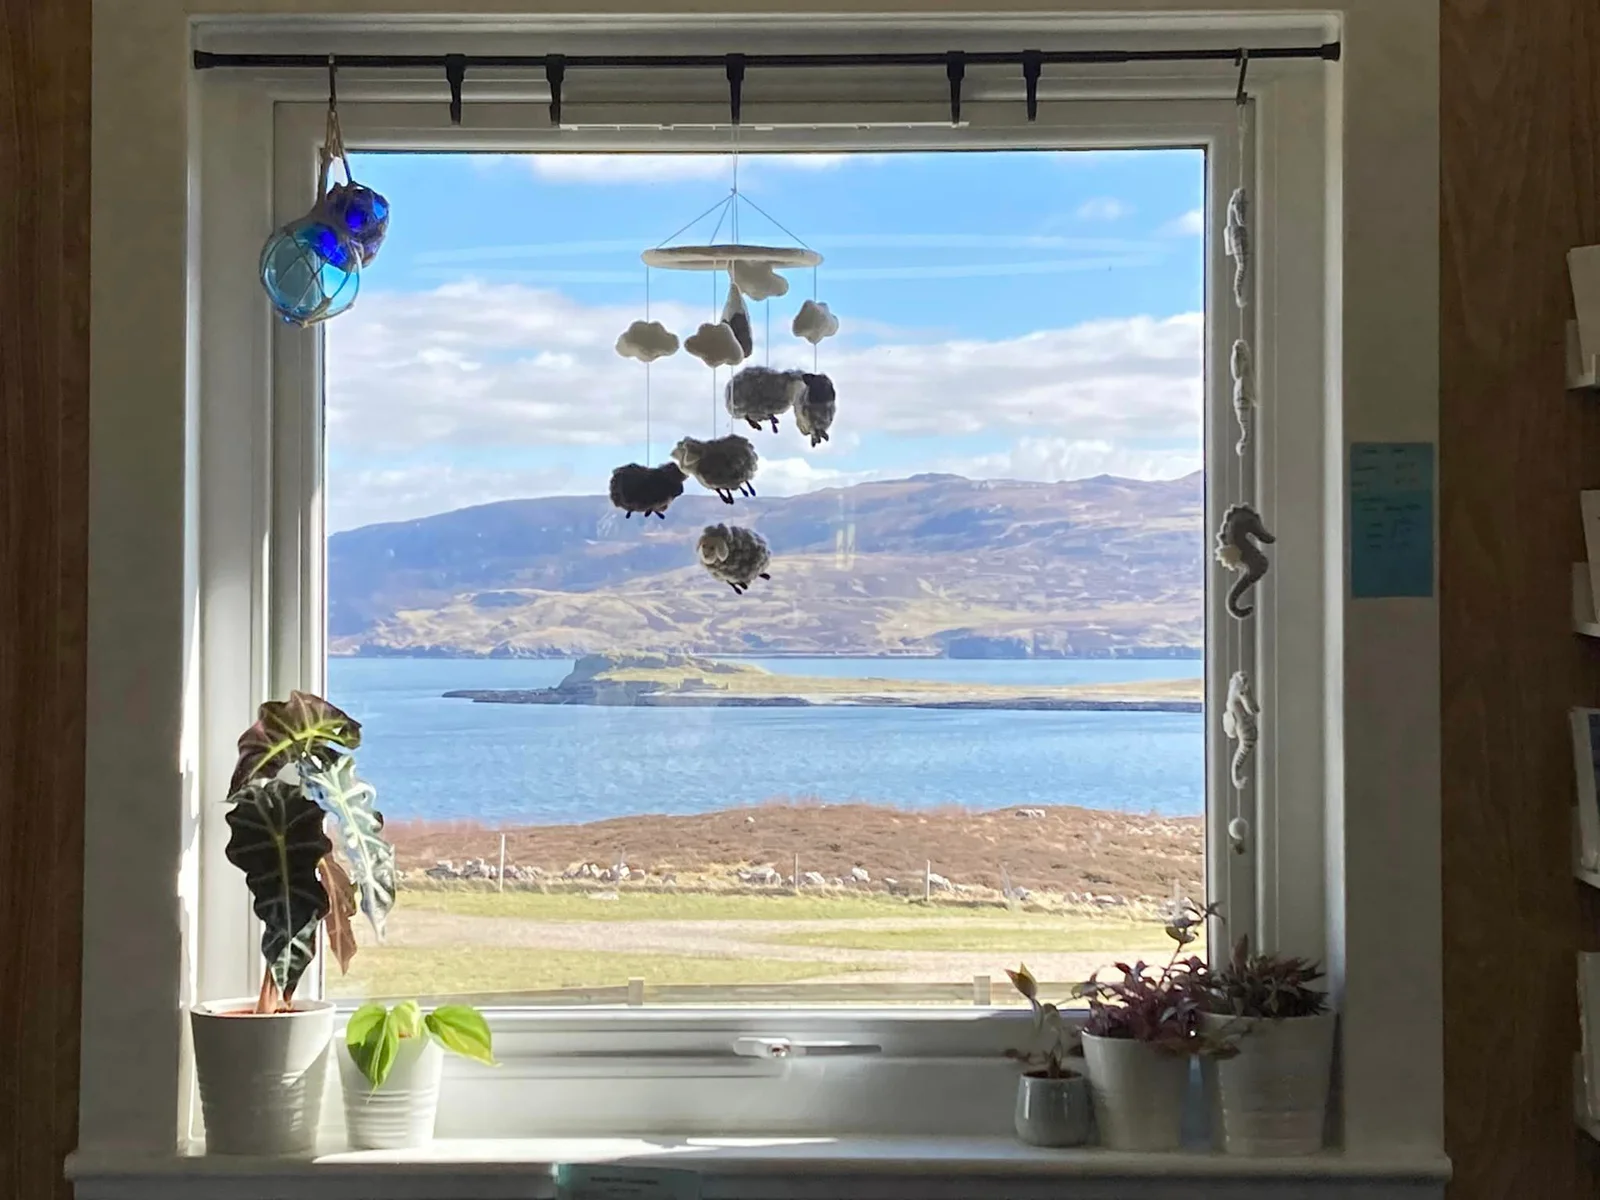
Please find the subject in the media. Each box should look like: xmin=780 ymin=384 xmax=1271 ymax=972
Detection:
xmin=346 ymin=1001 xmax=497 ymax=1090
xmin=225 ymin=691 xmax=396 ymax=1014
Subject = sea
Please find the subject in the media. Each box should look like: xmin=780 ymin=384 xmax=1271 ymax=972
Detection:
xmin=326 ymin=657 xmax=1205 ymax=828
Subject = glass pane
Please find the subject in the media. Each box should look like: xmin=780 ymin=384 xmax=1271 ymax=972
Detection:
xmin=323 ymin=148 xmax=1206 ymax=1008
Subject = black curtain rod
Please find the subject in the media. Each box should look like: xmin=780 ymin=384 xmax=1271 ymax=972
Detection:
xmin=194 ymin=43 xmax=1340 ymax=71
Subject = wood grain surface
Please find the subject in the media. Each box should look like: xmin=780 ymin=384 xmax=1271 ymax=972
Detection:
xmin=1440 ymin=1 xmax=1600 ymax=1195
xmin=0 ymin=2 xmax=89 ymax=1199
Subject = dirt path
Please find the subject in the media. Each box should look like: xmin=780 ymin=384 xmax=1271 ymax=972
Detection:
xmin=386 ymin=908 xmax=1168 ymax=986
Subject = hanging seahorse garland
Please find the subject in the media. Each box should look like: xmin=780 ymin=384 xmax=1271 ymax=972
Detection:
xmin=1225 ymin=187 xmax=1250 ymax=310
xmin=1222 ymin=670 xmax=1260 ymax=789
xmin=1214 ymin=503 xmax=1275 ymax=619
xmin=1230 ymin=338 xmax=1255 ymax=456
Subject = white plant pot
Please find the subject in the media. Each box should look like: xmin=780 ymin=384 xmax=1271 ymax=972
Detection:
xmin=1013 ymin=1071 xmax=1094 ymax=1147
xmin=338 ymin=1035 xmax=445 ymax=1150
xmin=1080 ymin=1032 xmax=1189 ymax=1151
xmin=1201 ymin=1011 xmax=1336 ymax=1156
xmin=190 ymin=998 xmax=334 ymax=1156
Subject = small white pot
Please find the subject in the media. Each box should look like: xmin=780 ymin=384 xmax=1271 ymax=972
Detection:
xmin=1013 ymin=1071 xmax=1094 ymax=1147
xmin=190 ymin=998 xmax=334 ymax=1156
xmin=1080 ymin=1032 xmax=1189 ymax=1151
xmin=338 ymin=1034 xmax=445 ymax=1150
xmin=1201 ymin=1011 xmax=1336 ymax=1156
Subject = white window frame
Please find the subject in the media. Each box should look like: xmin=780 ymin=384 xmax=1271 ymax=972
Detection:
xmin=190 ymin=30 xmax=1327 ymax=1141
xmin=77 ymin=2 xmax=1444 ymax=1179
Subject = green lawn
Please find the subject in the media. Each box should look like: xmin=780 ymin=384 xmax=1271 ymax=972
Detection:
xmin=328 ymin=945 xmax=863 ymax=1000
xmin=397 ymin=887 xmax=1037 ymax=923
xmin=764 ymin=921 xmax=1185 ymax=954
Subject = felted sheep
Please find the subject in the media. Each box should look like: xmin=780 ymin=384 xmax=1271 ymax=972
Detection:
xmin=794 ymin=373 xmax=836 ymax=447
xmin=722 ymin=282 xmax=754 ymax=358
xmin=726 ymin=366 xmax=805 ymax=434
xmin=672 ymin=434 xmax=759 ymax=504
xmin=697 ymin=523 xmax=772 ymax=594
xmin=608 ymin=461 xmax=686 ymax=520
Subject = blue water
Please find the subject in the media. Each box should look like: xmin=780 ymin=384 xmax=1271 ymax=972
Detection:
xmin=326 ymin=657 xmax=1204 ymax=826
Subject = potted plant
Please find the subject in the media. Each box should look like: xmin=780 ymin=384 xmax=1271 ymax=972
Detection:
xmin=190 ymin=692 xmax=397 ymax=1156
xmin=1074 ymin=900 xmax=1211 ymax=1151
xmin=1004 ymin=965 xmax=1093 ymax=1147
xmin=1197 ymin=936 xmax=1334 ymax=1156
xmin=339 ymin=1001 xmax=497 ymax=1149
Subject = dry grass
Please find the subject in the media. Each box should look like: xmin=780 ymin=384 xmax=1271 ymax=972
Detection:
xmin=387 ymin=802 xmax=1202 ymax=899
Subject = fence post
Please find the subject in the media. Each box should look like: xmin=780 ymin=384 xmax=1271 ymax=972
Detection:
xmin=972 ymin=974 xmax=991 ymax=1006
xmin=794 ymin=851 xmax=800 ymax=893
xmin=498 ymin=833 xmax=507 ymax=893
xmin=627 ymin=977 xmax=645 ymax=1007
xmin=925 ymin=859 xmax=932 ymax=902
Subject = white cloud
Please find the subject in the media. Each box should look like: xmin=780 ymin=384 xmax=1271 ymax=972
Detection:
xmin=1159 ymin=209 xmax=1205 ymax=237
xmin=1075 ymin=197 xmax=1132 ymax=221
xmin=525 ymin=153 xmax=854 ymax=184
xmin=326 ymin=282 xmax=1201 ymax=525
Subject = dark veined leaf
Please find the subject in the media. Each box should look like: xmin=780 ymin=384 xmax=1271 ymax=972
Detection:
xmin=301 ymin=756 xmax=396 ymax=941
xmin=225 ymin=781 xmax=333 ymax=1000
xmin=230 ymin=691 xmax=362 ymax=795
xmin=425 ymin=1005 xmax=497 ymax=1068
xmin=346 ymin=1002 xmax=400 ymax=1089
xmin=319 ymin=854 xmax=359 ymax=975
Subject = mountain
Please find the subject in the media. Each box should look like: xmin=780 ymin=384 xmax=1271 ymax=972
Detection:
xmin=328 ymin=473 xmax=1205 ymax=659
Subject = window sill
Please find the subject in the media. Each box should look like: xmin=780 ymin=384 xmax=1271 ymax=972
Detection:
xmin=69 ymin=1136 xmax=1451 ymax=1199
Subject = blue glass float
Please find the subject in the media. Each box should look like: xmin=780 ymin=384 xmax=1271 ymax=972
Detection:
xmin=325 ymin=181 xmax=391 ymax=265
xmin=259 ymin=207 xmax=362 ymax=327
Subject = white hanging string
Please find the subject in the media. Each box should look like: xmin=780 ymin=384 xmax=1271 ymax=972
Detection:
xmin=812 ymin=265 xmax=820 ymax=373
xmin=644 ymin=264 xmax=652 ymax=462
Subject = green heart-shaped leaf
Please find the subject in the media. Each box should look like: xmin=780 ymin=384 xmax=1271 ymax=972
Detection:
xmin=425 ymin=1005 xmax=497 ymax=1068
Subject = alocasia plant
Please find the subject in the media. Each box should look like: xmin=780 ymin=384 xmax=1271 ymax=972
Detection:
xmin=225 ymin=691 xmax=396 ymax=1012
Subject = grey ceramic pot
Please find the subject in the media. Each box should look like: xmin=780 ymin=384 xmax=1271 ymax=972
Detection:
xmin=1013 ymin=1071 xmax=1094 ymax=1147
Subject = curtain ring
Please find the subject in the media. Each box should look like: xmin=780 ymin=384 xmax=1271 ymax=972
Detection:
xmin=1234 ymin=48 xmax=1249 ymax=106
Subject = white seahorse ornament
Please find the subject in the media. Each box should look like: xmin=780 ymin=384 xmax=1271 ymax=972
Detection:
xmin=1214 ymin=503 xmax=1275 ymax=619
xmin=1222 ymin=670 xmax=1260 ymax=790
xmin=1230 ymin=338 xmax=1254 ymax=456
xmin=1225 ymin=187 xmax=1250 ymax=309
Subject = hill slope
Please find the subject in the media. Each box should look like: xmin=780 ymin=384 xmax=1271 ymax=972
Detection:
xmin=329 ymin=472 xmax=1204 ymax=658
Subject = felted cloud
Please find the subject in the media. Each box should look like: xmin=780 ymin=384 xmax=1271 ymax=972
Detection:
xmin=731 ymin=260 xmax=790 ymax=301
xmin=615 ymin=319 xmax=680 ymax=363
xmin=684 ymin=321 xmax=746 ymax=368
xmin=792 ymin=299 xmax=839 ymax=345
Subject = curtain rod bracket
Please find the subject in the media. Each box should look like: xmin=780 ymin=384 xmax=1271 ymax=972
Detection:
xmin=1235 ymin=48 xmax=1250 ymax=105
xmin=946 ymin=51 xmax=965 ymax=126
xmin=445 ymin=53 xmax=466 ymax=124
xmin=546 ymin=55 xmax=565 ymax=127
xmin=1022 ymin=49 xmax=1042 ymax=122
xmin=726 ymin=53 xmax=746 ymax=126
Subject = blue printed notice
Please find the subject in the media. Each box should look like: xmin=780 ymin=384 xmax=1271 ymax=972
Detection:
xmin=1349 ymin=442 xmax=1434 ymax=599
xmin=555 ymin=1164 xmax=702 ymax=1200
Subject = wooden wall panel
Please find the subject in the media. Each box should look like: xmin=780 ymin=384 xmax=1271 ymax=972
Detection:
xmin=1440 ymin=1 xmax=1600 ymax=1197
xmin=0 ymin=2 xmax=89 ymax=1199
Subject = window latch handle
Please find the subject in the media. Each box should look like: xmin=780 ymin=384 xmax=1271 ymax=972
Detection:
xmin=732 ymin=1036 xmax=882 ymax=1059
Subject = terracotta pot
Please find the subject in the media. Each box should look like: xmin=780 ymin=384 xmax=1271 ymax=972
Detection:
xmin=1013 ymin=1071 xmax=1093 ymax=1147
xmin=338 ymin=1034 xmax=445 ymax=1150
xmin=190 ymin=999 xmax=334 ymax=1156
xmin=1201 ymin=1011 xmax=1336 ymax=1155
xmin=1080 ymin=1032 xmax=1189 ymax=1151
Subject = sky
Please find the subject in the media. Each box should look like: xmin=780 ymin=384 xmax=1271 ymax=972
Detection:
xmin=325 ymin=149 xmax=1205 ymax=532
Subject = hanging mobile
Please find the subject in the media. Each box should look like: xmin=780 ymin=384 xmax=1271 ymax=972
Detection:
xmin=259 ymin=58 xmax=390 ymax=325
xmin=1214 ymin=503 xmax=1275 ymax=619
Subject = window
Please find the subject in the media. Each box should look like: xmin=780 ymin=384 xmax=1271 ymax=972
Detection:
xmin=320 ymin=145 xmax=1208 ymax=1010
xmin=184 ymin=22 xmax=1340 ymax=1141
